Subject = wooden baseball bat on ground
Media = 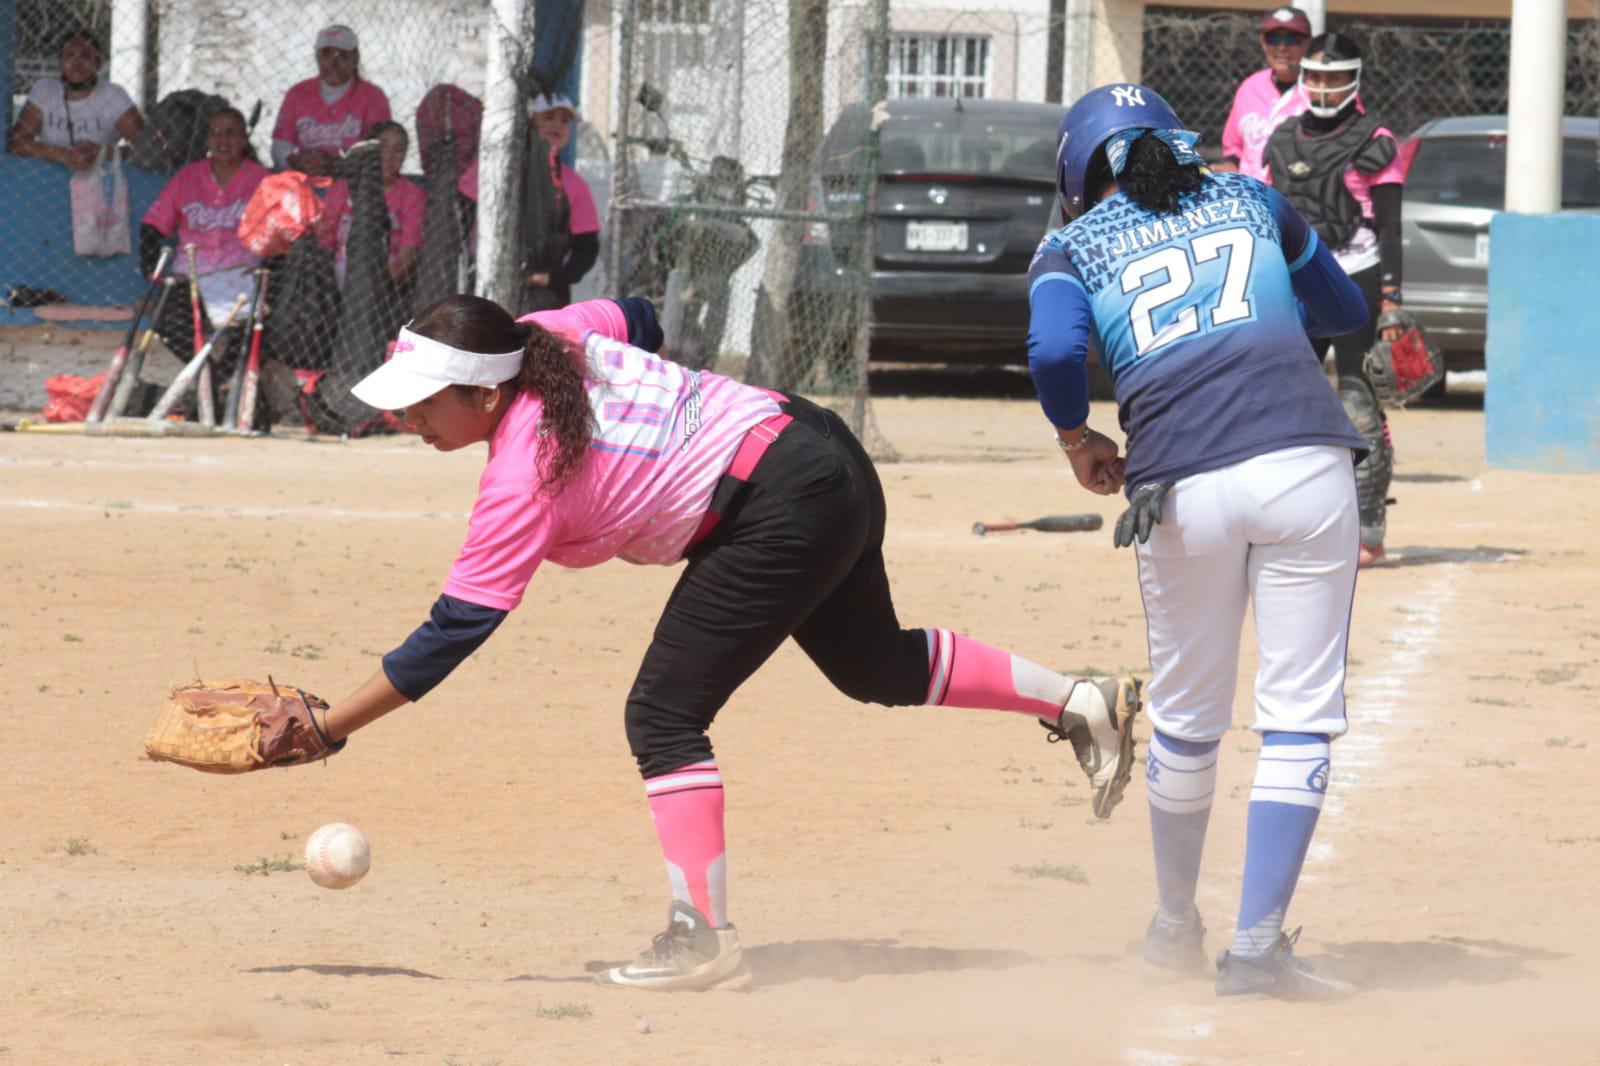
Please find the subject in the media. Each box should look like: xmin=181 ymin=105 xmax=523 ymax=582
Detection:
xmin=107 ymin=278 xmax=177 ymax=419
xmin=972 ymin=514 xmax=1104 ymax=536
xmin=184 ymin=244 xmax=218 ymax=426
xmin=146 ymin=293 xmax=249 ymax=423
xmin=235 ymin=270 xmax=272 ymax=433
xmin=223 ymin=270 xmax=269 ymax=430
xmin=87 ymin=247 xmax=172 ymax=423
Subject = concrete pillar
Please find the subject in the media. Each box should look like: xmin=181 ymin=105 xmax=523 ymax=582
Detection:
xmin=110 ymin=0 xmax=150 ymax=110
xmin=1504 ymin=0 xmax=1566 ymax=213
xmin=476 ymin=0 xmax=533 ymax=308
xmin=1299 ymin=0 xmax=1327 ymax=36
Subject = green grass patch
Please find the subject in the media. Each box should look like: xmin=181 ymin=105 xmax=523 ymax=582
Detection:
xmin=235 ymin=856 xmax=304 ymax=875
xmin=534 ymin=1002 xmax=593 ymax=1020
xmin=1010 ymin=862 xmax=1087 ymax=883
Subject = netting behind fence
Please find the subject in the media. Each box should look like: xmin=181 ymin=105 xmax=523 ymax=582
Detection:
xmin=3 ymin=0 xmax=586 ymax=433
xmin=606 ymin=0 xmax=896 ymax=454
xmin=1141 ymin=7 xmax=1600 ymax=152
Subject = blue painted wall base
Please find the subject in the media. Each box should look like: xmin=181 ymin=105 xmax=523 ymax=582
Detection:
xmin=1485 ymin=213 xmax=1600 ymax=474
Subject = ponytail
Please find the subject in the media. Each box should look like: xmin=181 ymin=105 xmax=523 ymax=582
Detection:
xmin=511 ymin=322 xmax=592 ymax=492
xmin=411 ymin=293 xmax=592 ymax=493
xmin=1116 ymin=133 xmax=1209 ymax=216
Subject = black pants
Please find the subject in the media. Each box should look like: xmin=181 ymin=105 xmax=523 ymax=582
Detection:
xmin=1312 ymin=263 xmax=1381 ymax=382
xmin=624 ymin=395 xmax=931 ymax=777
xmin=1312 ymin=263 xmax=1394 ymax=543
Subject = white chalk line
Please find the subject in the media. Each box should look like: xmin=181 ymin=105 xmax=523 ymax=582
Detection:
xmin=1 ymin=497 xmax=467 ymax=522
xmin=1126 ymin=566 xmax=1462 ymax=1064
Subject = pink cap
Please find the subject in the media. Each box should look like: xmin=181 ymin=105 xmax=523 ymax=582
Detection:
xmin=1260 ymin=7 xmax=1312 ymax=37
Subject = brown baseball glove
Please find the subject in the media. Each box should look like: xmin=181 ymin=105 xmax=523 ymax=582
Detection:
xmin=142 ymin=677 xmax=344 ymax=774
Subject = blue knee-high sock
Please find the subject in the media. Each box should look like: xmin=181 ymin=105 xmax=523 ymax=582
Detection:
xmin=1231 ymin=732 xmax=1331 ymax=958
xmin=1146 ymin=731 xmax=1219 ymax=925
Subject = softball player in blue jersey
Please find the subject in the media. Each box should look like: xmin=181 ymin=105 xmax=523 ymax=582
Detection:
xmin=1028 ymin=84 xmax=1371 ymax=1000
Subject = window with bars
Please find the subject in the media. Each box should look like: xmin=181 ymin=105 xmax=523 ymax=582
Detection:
xmin=887 ymin=33 xmax=991 ymax=99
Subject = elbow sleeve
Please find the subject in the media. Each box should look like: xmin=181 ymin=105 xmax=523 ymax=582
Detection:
xmin=381 ymin=595 xmax=507 ymax=702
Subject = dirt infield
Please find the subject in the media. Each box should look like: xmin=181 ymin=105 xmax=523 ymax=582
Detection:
xmin=2 ymin=396 xmax=1596 ymax=1064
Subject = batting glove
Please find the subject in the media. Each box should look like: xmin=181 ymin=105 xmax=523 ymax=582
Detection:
xmin=1113 ymin=481 xmax=1172 ymax=549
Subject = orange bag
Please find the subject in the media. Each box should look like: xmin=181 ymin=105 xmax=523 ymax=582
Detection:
xmin=238 ymin=171 xmax=331 ymax=257
xmin=43 ymin=372 xmax=106 ymax=422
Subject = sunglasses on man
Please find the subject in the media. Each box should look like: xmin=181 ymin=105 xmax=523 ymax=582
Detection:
xmin=1263 ymin=31 xmax=1308 ymax=47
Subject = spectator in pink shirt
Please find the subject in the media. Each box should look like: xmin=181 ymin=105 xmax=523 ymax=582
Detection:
xmin=317 ymin=121 xmax=425 ymax=288
xmin=140 ymin=107 xmax=268 ymax=368
xmin=457 ymin=93 xmax=601 ymax=311
xmin=299 ymin=293 xmax=1141 ymax=992
xmin=1219 ymin=7 xmax=1312 ymax=180
xmin=270 ymin=24 xmax=391 ymax=176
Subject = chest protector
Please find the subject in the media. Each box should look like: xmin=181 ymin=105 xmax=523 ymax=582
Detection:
xmin=1265 ymin=111 xmax=1395 ymax=250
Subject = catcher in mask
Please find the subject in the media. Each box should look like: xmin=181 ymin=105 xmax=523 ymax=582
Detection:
xmin=145 ymin=293 xmax=1143 ymax=993
xmin=1263 ymin=31 xmax=1407 ymax=567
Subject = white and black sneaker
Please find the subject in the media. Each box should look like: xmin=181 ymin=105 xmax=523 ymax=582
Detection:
xmin=1215 ymin=928 xmax=1354 ymax=1001
xmin=1042 ymin=676 xmax=1142 ymax=819
xmin=594 ymin=901 xmax=751 ymax=991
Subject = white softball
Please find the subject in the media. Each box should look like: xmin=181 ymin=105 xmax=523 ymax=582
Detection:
xmin=304 ymin=822 xmax=371 ymax=890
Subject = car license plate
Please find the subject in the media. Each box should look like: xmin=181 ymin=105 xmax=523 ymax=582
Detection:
xmin=907 ymin=221 xmax=968 ymax=252
xmin=1474 ymin=231 xmax=1490 ymax=266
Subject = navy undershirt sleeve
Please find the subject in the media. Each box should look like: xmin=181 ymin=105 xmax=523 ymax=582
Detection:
xmin=1027 ymin=275 xmax=1096 ymax=430
xmin=382 ymin=594 xmax=508 ymax=702
xmin=1291 ymin=238 xmax=1369 ymax=338
xmin=1264 ymin=182 xmax=1367 ymax=338
xmin=613 ymin=296 xmax=665 ymax=353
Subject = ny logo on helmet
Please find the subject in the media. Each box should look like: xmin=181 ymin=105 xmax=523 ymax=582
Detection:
xmin=1111 ymin=85 xmax=1146 ymax=107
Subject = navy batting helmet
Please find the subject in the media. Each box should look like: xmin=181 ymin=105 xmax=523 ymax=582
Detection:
xmin=1056 ymin=83 xmax=1185 ymax=220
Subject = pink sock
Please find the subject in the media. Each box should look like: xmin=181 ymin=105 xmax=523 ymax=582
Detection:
xmin=645 ymin=761 xmax=728 ymax=927
xmin=924 ymin=628 xmax=1070 ymax=718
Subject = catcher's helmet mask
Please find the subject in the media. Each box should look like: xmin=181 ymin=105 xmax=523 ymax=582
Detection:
xmin=1300 ymin=54 xmax=1361 ymax=118
xmin=1055 ymin=83 xmax=1187 ymax=221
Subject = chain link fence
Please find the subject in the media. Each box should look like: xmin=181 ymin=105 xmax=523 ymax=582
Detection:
xmin=1142 ymin=6 xmax=1600 ymax=153
xmin=3 ymin=0 xmax=581 ymax=432
xmin=605 ymin=0 xmax=895 ymax=453
xmin=6 ymin=1 xmax=1599 ymax=431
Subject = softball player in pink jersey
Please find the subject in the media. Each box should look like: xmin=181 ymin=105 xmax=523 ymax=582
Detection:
xmin=309 ymin=293 xmax=1141 ymax=991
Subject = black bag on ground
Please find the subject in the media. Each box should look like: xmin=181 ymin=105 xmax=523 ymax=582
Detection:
xmin=301 ymin=140 xmax=403 ymax=436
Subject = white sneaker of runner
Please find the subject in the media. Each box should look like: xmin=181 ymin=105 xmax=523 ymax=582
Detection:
xmin=594 ymin=900 xmax=751 ymax=991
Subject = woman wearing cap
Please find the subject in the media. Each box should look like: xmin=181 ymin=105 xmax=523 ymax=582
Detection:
xmin=269 ymin=24 xmax=392 ymax=177
xmin=309 ymin=293 xmax=1139 ymax=991
xmin=457 ymin=93 xmax=601 ymax=311
xmin=1264 ymin=32 xmax=1407 ymax=567
xmin=1219 ymin=7 xmax=1313 ymax=180
xmin=9 ymin=29 xmax=144 ymax=171
xmin=1029 ymin=83 xmax=1369 ymax=999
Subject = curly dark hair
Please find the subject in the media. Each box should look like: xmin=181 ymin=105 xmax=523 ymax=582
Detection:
xmin=1086 ymin=132 xmax=1210 ymax=216
xmin=409 ymin=295 xmax=592 ymax=492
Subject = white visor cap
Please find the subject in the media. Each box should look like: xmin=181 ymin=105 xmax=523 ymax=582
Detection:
xmin=350 ymin=327 xmax=523 ymax=411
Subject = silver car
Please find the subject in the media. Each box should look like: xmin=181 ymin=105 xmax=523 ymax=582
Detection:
xmin=1400 ymin=115 xmax=1600 ymax=374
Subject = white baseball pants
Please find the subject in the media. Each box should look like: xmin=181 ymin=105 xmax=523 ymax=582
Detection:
xmin=1135 ymin=445 xmax=1359 ymax=742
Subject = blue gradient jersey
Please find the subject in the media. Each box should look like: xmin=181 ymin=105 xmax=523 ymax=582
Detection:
xmin=1027 ymin=171 xmax=1367 ymax=489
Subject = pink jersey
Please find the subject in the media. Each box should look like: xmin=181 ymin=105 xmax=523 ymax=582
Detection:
xmin=1331 ymin=125 xmax=1406 ymax=273
xmin=271 ymin=78 xmax=391 ymax=155
xmin=457 ymin=158 xmax=600 ymax=234
xmin=1221 ymin=69 xmax=1310 ymax=182
xmin=143 ymin=158 xmax=269 ymax=274
xmin=442 ymin=301 xmax=783 ymax=611
xmin=317 ymin=177 xmax=425 ymax=278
